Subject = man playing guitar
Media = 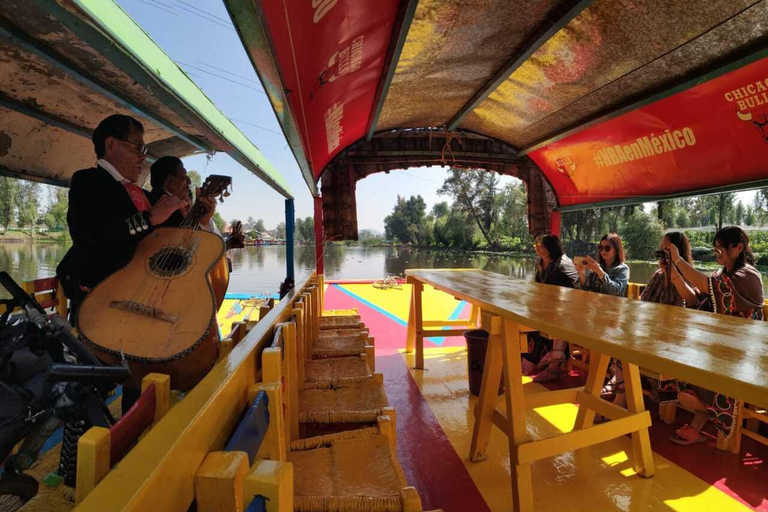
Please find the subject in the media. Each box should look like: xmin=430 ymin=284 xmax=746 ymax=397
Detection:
xmin=58 ymin=115 xmax=186 ymax=412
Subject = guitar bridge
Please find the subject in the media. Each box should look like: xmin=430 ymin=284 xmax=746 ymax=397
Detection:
xmin=109 ymin=300 xmax=179 ymax=324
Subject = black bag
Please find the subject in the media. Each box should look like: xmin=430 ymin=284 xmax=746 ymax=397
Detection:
xmin=0 ymin=319 xmax=53 ymax=463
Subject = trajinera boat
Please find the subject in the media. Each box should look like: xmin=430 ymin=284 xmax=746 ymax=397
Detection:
xmin=0 ymin=1 xmax=767 ymax=512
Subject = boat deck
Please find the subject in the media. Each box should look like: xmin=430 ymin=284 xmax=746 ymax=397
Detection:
xmin=323 ymin=281 xmax=768 ymax=512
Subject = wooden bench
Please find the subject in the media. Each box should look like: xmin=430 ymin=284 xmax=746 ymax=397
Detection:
xmin=405 ymin=268 xmax=768 ymax=512
xmin=194 ymin=318 xmax=432 ymax=512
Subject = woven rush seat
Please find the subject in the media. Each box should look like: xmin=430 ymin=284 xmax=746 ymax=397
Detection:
xmin=305 ymin=357 xmax=372 ymax=384
xmin=313 ymin=331 xmax=370 ymax=358
xmin=289 ymin=428 xmax=408 ymax=512
xmin=299 ymin=376 xmax=389 ymax=424
xmin=320 ymin=314 xmax=362 ymax=330
xmin=318 ymin=327 xmax=368 ymax=340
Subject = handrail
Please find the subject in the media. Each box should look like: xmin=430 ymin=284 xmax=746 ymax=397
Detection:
xmin=76 ymin=273 xmax=316 ymax=512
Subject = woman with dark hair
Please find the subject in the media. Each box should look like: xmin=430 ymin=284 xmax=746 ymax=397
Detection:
xmin=577 ymin=233 xmax=630 ymax=297
xmin=534 ymin=234 xmax=579 ymax=288
xmin=526 ymin=234 xmax=579 ymax=381
xmin=640 ymin=231 xmax=697 ymax=306
xmin=662 ymin=226 xmax=764 ymax=445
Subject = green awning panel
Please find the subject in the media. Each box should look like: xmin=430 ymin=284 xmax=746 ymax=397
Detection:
xmin=0 ymin=0 xmax=291 ymax=198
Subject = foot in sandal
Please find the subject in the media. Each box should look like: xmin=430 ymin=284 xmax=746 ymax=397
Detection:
xmin=669 ymin=425 xmax=707 ymax=445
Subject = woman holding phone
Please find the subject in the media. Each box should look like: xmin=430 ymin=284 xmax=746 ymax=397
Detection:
xmin=576 ymin=233 xmax=630 ymax=297
xmin=661 ymin=226 xmax=763 ymax=445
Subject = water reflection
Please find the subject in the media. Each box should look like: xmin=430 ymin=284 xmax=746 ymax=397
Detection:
xmin=0 ymin=242 xmax=71 ymax=298
xmin=2 ymin=243 xmax=766 ymax=297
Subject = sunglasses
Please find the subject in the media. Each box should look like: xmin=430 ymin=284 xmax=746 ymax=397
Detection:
xmin=120 ymin=139 xmax=148 ymax=155
xmin=598 ymin=244 xmax=613 ymax=252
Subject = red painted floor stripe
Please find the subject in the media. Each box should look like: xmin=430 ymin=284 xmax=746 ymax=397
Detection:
xmin=324 ymin=285 xmax=491 ymax=512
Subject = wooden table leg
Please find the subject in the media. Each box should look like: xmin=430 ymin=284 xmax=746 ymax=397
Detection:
xmin=406 ymin=279 xmax=416 ymax=354
xmin=501 ymin=318 xmax=534 ymax=512
xmin=470 ymin=316 xmax=504 ymax=462
xmin=622 ymin=361 xmax=655 ymax=478
xmin=413 ymin=281 xmax=424 ymax=370
xmin=574 ymin=350 xmax=611 ymax=430
xmin=469 ymin=304 xmax=480 ymax=328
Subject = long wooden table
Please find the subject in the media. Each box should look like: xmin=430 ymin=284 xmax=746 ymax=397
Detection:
xmin=405 ymin=269 xmax=768 ymax=512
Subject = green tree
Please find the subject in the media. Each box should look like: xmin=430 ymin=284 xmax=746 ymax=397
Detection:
xmin=433 ymin=207 xmax=475 ymax=249
xmin=745 ymin=206 xmax=756 ymax=227
xmin=44 ymin=186 xmax=68 ymax=231
xmin=296 ymin=217 xmax=314 ymax=243
xmin=273 ymin=221 xmax=286 ymax=239
xmin=187 ymin=170 xmax=202 ymax=189
xmin=431 ymin=202 xmax=449 ymax=218
xmin=496 ymin=182 xmax=529 ymax=239
xmin=0 ymin=176 xmax=18 ymax=230
xmin=16 ymin=181 xmax=40 ymax=230
xmin=439 ymin=168 xmax=500 ymax=248
xmin=621 ymin=211 xmax=663 ymax=260
xmin=735 ymin=201 xmax=745 ymax=226
xmin=212 ymin=211 xmax=226 ymax=232
xmin=384 ymin=195 xmax=428 ymax=244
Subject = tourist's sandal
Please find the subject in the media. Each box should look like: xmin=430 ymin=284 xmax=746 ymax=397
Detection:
xmin=669 ymin=425 xmax=706 ymax=445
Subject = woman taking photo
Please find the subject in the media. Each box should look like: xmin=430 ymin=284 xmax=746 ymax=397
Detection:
xmin=525 ymin=234 xmax=579 ymax=381
xmin=576 ymin=233 xmax=630 ymax=297
xmin=662 ymin=226 xmax=764 ymax=445
xmin=641 ymin=231 xmax=697 ymax=306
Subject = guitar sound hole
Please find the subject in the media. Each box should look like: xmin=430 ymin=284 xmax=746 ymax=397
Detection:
xmin=148 ymin=247 xmax=192 ymax=278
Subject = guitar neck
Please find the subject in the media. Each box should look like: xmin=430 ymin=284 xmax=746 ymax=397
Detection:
xmin=181 ymin=200 xmax=210 ymax=229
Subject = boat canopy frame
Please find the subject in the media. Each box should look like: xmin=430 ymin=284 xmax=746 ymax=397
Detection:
xmin=226 ymin=0 xmax=768 ymax=239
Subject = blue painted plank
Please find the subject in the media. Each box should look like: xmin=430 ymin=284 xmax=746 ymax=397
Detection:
xmin=224 ymin=391 xmax=269 ymax=465
xmin=245 ymin=495 xmax=268 ymax=512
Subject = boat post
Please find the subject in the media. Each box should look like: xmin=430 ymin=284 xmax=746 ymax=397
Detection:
xmin=549 ymin=210 xmax=562 ymax=236
xmin=285 ymin=198 xmax=295 ymax=281
xmin=313 ymin=195 xmax=324 ymax=276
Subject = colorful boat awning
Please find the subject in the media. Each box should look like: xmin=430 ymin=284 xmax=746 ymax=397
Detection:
xmin=0 ymin=0 xmax=291 ymax=198
xmin=227 ymin=0 xmax=768 ymax=207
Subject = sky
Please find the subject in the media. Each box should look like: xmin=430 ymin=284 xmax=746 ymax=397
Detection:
xmin=112 ymin=0 xmax=483 ymax=232
xmin=105 ymin=1 xmax=755 ymax=233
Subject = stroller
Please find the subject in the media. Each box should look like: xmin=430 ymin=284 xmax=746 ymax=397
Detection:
xmin=0 ymin=272 xmax=129 ymax=508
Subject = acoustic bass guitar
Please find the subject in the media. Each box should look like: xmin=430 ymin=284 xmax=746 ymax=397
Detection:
xmin=77 ymin=175 xmax=232 ymax=391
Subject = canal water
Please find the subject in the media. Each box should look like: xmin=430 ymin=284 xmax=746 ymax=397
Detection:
xmin=1 ymin=242 xmax=703 ymax=298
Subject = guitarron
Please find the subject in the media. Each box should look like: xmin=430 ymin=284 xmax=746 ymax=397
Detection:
xmin=77 ymin=175 xmax=232 ymax=391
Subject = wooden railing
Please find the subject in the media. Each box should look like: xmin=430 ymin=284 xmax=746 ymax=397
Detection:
xmin=76 ymin=273 xmax=320 ymax=512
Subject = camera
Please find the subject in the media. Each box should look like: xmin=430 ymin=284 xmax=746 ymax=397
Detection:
xmin=655 ymin=250 xmax=668 ymax=261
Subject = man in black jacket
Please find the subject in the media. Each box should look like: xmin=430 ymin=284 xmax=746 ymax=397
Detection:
xmin=59 ymin=115 xmax=186 ymax=411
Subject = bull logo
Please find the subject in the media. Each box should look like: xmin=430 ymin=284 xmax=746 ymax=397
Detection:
xmin=737 ymin=107 xmax=768 ymax=144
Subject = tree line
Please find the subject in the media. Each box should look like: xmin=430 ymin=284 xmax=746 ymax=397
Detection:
xmin=0 ymin=177 xmax=68 ymax=234
xmin=382 ymin=168 xmax=768 ymax=260
xmin=230 ymin=216 xmax=315 ymax=244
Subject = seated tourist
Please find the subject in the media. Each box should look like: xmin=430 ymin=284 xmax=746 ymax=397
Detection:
xmin=607 ymin=232 xmax=698 ymax=409
xmin=576 ymin=233 xmax=630 ymax=297
xmin=662 ymin=226 xmax=764 ymax=445
xmin=574 ymin=233 xmax=629 ymax=397
xmin=525 ymin=234 xmax=579 ymax=382
xmin=641 ymin=231 xmax=698 ymax=306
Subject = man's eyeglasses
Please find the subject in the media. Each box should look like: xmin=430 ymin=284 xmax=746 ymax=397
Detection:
xmin=120 ymin=139 xmax=148 ymax=155
xmin=598 ymin=244 xmax=613 ymax=253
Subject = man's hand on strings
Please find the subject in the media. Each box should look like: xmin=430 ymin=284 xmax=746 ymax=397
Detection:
xmin=196 ymin=187 xmax=216 ymax=226
xmin=149 ymin=194 xmax=188 ymax=226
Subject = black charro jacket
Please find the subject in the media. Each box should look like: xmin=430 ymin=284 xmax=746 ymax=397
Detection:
xmin=61 ymin=166 xmax=153 ymax=290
